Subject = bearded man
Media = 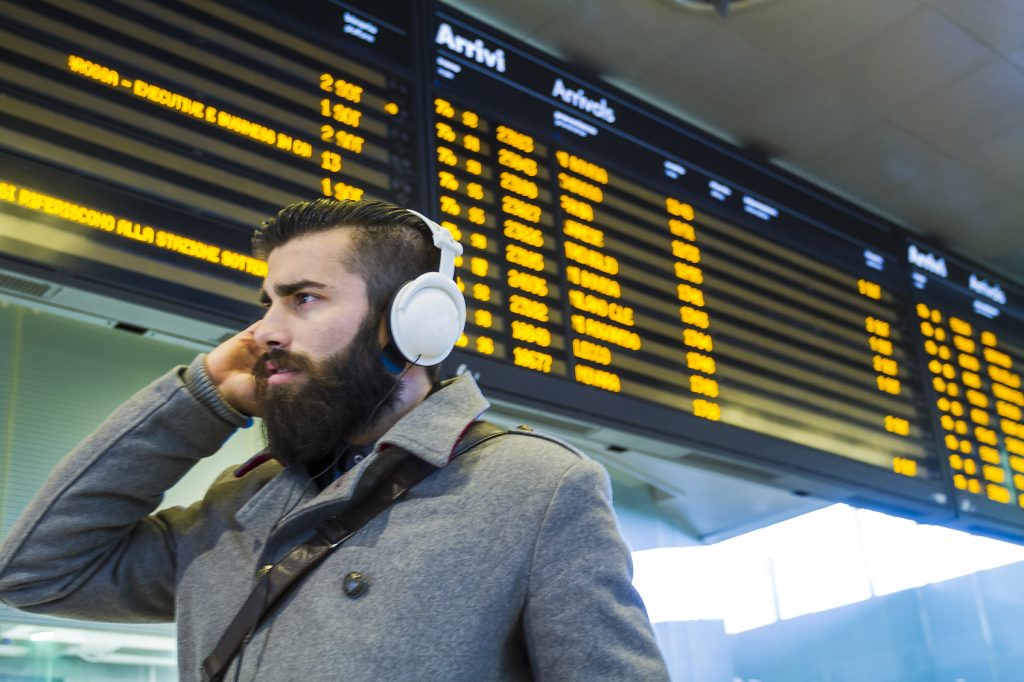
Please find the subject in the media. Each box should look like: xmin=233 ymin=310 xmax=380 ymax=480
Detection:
xmin=0 ymin=199 xmax=669 ymax=681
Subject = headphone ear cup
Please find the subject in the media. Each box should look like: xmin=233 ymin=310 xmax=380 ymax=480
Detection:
xmin=388 ymin=272 xmax=466 ymax=366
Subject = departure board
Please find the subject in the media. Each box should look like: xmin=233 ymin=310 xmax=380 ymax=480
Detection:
xmin=0 ymin=0 xmax=418 ymax=325
xmin=426 ymin=5 xmax=948 ymax=518
xmin=905 ymin=240 xmax=1024 ymax=539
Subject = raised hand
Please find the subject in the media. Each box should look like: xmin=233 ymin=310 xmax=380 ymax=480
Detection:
xmin=205 ymin=322 xmax=264 ymax=417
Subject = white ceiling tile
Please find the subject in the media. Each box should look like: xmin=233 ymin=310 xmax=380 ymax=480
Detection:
xmin=976 ymin=196 xmax=1024 ymax=247
xmin=939 ymin=196 xmax=1024 ymax=280
xmin=725 ymin=0 xmax=921 ymax=67
xmin=532 ymin=0 xmax=719 ymax=80
xmin=1007 ymin=42 xmax=1024 ymax=76
xmin=989 ymin=247 xmax=1024 ymax=286
xmin=966 ymin=126 xmax=1024 ymax=192
xmin=874 ymin=161 xmax=1009 ymax=236
xmin=815 ymin=8 xmax=991 ymax=114
xmin=942 ymin=195 xmax=1024 ymax=260
xmin=890 ymin=58 xmax=1024 ymax=156
xmin=630 ymin=23 xmax=799 ymax=117
xmin=442 ymin=0 xmax=581 ymax=35
xmin=800 ymin=122 xmax=947 ymax=198
xmin=926 ymin=0 xmax=1024 ymax=56
xmin=719 ymin=77 xmax=883 ymax=159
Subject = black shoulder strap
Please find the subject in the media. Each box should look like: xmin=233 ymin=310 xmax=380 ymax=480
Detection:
xmin=453 ymin=419 xmax=506 ymax=457
xmin=201 ymin=420 xmax=505 ymax=682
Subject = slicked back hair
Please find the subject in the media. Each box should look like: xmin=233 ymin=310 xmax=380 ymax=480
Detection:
xmin=253 ymin=198 xmax=445 ymax=376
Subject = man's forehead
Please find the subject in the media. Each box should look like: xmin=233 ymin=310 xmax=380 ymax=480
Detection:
xmin=262 ymin=228 xmax=363 ymax=289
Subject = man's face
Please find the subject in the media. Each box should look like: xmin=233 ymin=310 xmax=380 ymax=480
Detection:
xmin=252 ymin=228 xmax=400 ymax=466
xmin=255 ymin=229 xmax=369 ymax=371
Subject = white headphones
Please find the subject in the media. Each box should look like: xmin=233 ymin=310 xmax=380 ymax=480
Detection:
xmin=385 ymin=209 xmax=466 ymax=367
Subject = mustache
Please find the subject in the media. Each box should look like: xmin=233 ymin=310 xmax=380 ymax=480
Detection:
xmin=252 ymin=348 xmax=317 ymax=391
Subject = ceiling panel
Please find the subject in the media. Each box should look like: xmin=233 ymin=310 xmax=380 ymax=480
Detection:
xmin=726 ymin=75 xmax=884 ymax=159
xmin=531 ymin=0 xmax=719 ymax=80
xmin=890 ymin=59 xmax=1024 ymax=157
xmin=440 ymin=0 xmax=579 ymax=36
xmin=875 ymin=159 xmax=1009 ymax=234
xmin=926 ymin=0 xmax=1024 ymax=56
xmin=801 ymin=122 xmax=946 ymax=200
xmin=813 ymin=7 xmax=991 ymax=113
xmin=1010 ymin=41 xmax=1024 ymax=72
xmin=970 ymin=198 xmax=1024 ymax=259
xmin=629 ymin=25 xmax=799 ymax=143
xmin=725 ymin=0 xmax=921 ymax=67
xmin=967 ymin=126 xmax=1024 ymax=192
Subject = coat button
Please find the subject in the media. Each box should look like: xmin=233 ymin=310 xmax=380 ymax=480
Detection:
xmin=342 ymin=571 xmax=368 ymax=598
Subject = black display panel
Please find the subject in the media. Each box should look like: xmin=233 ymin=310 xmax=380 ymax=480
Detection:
xmin=0 ymin=0 xmax=419 ymax=325
xmin=424 ymin=4 xmax=949 ymax=520
xmin=905 ymin=239 xmax=1024 ymax=540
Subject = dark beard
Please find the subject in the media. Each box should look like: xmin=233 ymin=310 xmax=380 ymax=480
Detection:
xmin=252 ymin=317 xmax=401 ymax=468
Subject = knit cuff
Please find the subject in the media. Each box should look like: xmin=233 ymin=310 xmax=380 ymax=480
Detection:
xmin=181 ymin=354 xmax=253 ymax=428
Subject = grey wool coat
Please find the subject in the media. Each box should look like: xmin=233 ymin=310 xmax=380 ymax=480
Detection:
xmin=0 ymin=358 xmax=670 ymax=681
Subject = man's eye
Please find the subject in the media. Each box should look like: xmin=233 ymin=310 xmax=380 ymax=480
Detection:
xmin=295 ymin=293 xmax=318 ymax=305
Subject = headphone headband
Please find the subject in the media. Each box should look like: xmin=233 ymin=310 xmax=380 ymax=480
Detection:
xmin=385 ymin=209 xmax=467 ymax=367
xmin=405 ymin=209 xmax=462 ymax=279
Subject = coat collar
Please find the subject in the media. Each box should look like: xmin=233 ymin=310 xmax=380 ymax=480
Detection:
xmin=377 ymin=373 xmax=490 ymax=468
xmin=235 ymin=374 xmax=489 ymax=543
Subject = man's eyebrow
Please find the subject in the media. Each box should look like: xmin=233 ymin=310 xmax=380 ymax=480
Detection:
xmin=258 ymin=279 xmax=328 ymax=304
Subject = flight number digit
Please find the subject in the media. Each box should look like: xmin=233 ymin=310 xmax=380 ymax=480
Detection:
xmin=693 ymin=398 xmax=721 ymax=422
xmin=436 ymin=146 xmax=457 ymax=166
xmin=502 ymin=195 xmax=542 ymax=223
xmin=500 ymin=172 xmax=539 ymax=199
xmin=560 ymin=195 xmax=594 ymax=222
xmin=434 ymin=98 xmax=455 ymax=118
xmin=496 ymin=125 xmax=535 ymax=153
xmin=497 ymin=148 xmax=538 ymax=176
xmin=511 ymin=320 xmax=552 ymax=347
xmin=509 ymin=294 xmax=549 ymax=322
xmin=320 ymin=151 xmax=342 ymax=173
xmin=574 ymin=364 xmax=621 ymax=392
xmin=884 ymin=415 xmax=910 ymax=436
xmin=857 ymin=279 xmax=881 ymax=300
xmin=555 ymin=150 xmax=609 ymax=184
xmin=507 ymin=269 xmax=549 ymax=297
xmin=319 ymin=73 xmax=363 ymax=102
xmin=319 ymin=99 xmax=362 ymax=127
xmin=320 ymin=178 xmax=363 ymax=201
xmin=514 ymin=347 xmax=553 ymax=373
xmin=689 ymin=375 xmax=719 ymax=398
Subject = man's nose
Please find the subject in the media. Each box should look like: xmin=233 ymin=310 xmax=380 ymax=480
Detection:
xmin=252 ymin=308 xmax=290 ymax=350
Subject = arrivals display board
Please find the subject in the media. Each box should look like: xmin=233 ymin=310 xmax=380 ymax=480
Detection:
xmin=426 ymin=6 xmax=949 ymax=525
xmin=1 ymin=0 xmax=1021 ymax=540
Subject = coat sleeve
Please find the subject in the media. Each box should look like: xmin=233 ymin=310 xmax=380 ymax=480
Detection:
xmin=0 ymin=366 xmax=240 ymax=623
xmin=523 ymin=457 xmax=671 ymax=681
